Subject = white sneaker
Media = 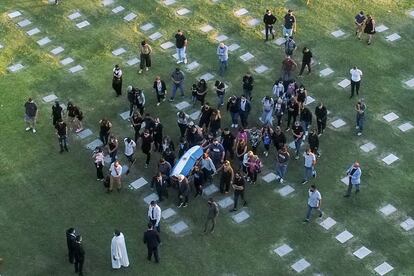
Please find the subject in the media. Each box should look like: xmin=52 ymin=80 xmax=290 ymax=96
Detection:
xmin=280 ymin=178 xmax=284 ymax=183
xmin=184 ymin=58 xmax=188 ymax=64
xmin=32 ymin=129 xmax=36 ymax=133
xmin=275 ymin=175 xmax=280 ymax=180
xmin=234 ymin=124 xmax=238 ymax=128
xmin=145 ymin=67 xmax=149 ymax=71
xmin=357 ymin=132 xmax=362 ymax=136
xmin=176 ymin=60 xmax=183 ymax=64
xmin=138 ymin=70 xmax=143 ymax=74
xmin=157 ymin=102 xmax=160 ymax=106
xmin=231 ymin=124 xmax=234 ymax=128
xmin=25 ymin=127 xmax=31 ymax=131
xmin=355 ymin=126 xmax=359 ymax=129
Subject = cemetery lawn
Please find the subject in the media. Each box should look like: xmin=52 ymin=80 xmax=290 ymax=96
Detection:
xmin=1 ymin=0 xmax=414 ymax=275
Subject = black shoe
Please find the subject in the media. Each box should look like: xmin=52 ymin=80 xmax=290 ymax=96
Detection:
xmin=65 ymin=147 xmax=69 ymax=152
xmin=319 ymin=212 xmax=323 ymax=218
xmin=230 ymin=208 xmax=237 ymax=212
xmin=355 ymin=190 xmax=360 ymax=194
xmin=303 ymin=219 xmax=310 ymax=223
xmin=343 ymin=194 xmax=350 ymax=197
xmin=243 ymin=201 xmax=248 ymax=207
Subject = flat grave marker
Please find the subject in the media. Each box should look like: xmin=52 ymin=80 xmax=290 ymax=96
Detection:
xmin=8 ymin=11 xmax=22 ymax=19
xmin=60 ymin=57 xmax=74 ymax=66
xmin=169 ymin=221 xmax=189 ymax=234
xmin=124 ymin=12 xmax=137 ymax=22
xmin=215 ymin=34 xmax=229 ymax=42
xmin=382 ymin=154 xmax=399 ymax=165
xmin=410 ymin=10 xmax=414 ymax=17
xmin=383 ymin=112 xmax=399 ymax=122
xmin=126 ymin=57 xmax=139 ymax=66
xmin=319 ymin=217 xmax=337 ymax=230
xmin=112 ymin=6 xmax=125 ymax=14
xmin=274 ymin=244 xmax=293 ymax=257
xmin=17 ymin=19 xmax=32 ymax=27
xmin=149 ymin=32 xmax=163 ymax=41
xmin=69 ymin=65 xmax=84 ymax=73
xmin=200 ymin=24 xmax=214 ymax=33
xmin=291 ymin=258 xmax=311 ymax=273
xmin=86 ymin=139 xmax=103 ymax=150
xmin=331 ymin=29 xmax=345 ymax=38
xmin=68 ymin=12 xmax=82 ymax=20
xmin=199 ymin=73 xmax=214 ymax=81
xmin=228 ymin=43 xmax=240 ymax=52
xmin=164 ymin=0 xmax=176 ymax=5
xmin=340 ymin=176 xmax=349 ymax=185
xmin=374 ymin=262 xmax=394 ymax=276
xmin=379 ymin=204 xmax=397 ymax=216
xmin=232 ymin=210 xmax=250 ymax=223
xmin=140 ymin=23 xmax=154 ymax=31
xmin=398 ymin=122 xmax=413 ymax=132
xmin=234 ymin=8 xmax=249 ymax=17
xmin=161 ymin=208 xmax=177 ymax=219
xmin=274 ymin=37 xmax=286 ymax=46
xmin=386 ymin=33 xmax=401 ymax=42
xmin=112 ymin=48 xmax=126 ymax=56
xmin=77 ymin=128 xmax=93 ymax=139
xmin=400 ymin=217 xmax=414 ymax=231
xmin=119 ymin=111 xmax=130 ymax=120
xmin=76 ymin=20 xmax=90 ymax=29
xmin=160 ymin=41 xmax=175 ymax=49
xmin=404 ymin=78 xmax=414 ymax=88
xmin=240 ymin=52 xmax=254 ymax=62
xmin=186 ymin=61 xmax=200 ymax=71
xmin=360 ymin=142 xmax=376 ymax=153
xmin=247 ymin=18 xmax=260 ymax=26
xmin=262 ymin=172 xmax=277 ymax=183
xmin=277 ymin=185 xmax=295 ymax=197
xmin=42 ymin=94 xmax=58 ymax=103
xmin=51 ymin=46 xmax=64 ymax=55
xmin=176 ymin=8 xmax=191 ymax=16
xmin=353 ymin=246 xmax=372 ymax=259
xmin=320 ymin=68 xmax=334 ymax=77
xmin=27 ymin=28 xmax=41 ymax=36
xmin=175 ymin=101 xmax=191 ymax=110
xmin=129 ymin=177 xmax=148 ymax=190
xmin=203 ymin=184 xmax=219 ymax=196
xmin=254 ymin=65 xmax=269 ymax=74
xmin=189 ymin=110 xmax=200 ymax=120
xmin=331 ymin=119 xmax=346 ymax=129
xmin=143 ymin=193 xmax=159 ymax=204
xmin=338 ymin=79 xmax=351 ymax=88
xmin=376 ymin=24 xmax=389 ymax=33
xmin=37 ymin=37 xmax=51 ymax=46
xmin=335 ymin=230 xmax=353 ymax=243
xmin=8 ymin=64 xmax=24 ymax=72
xmin=218 ymin=197 xmax=234 ymax=209
xmin=305 ymin=96 xmax=315 ymax=105
xmin=102 ymin=0 xmax=114 ymax=6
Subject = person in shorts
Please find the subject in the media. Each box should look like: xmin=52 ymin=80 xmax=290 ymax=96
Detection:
xmin=24 ymin=98 xmax=38 ymax=133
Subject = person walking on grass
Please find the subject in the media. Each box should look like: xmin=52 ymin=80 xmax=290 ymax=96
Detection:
xmin=200 ymin=152 xmax=217 ymax=184
xmin=230 ymin=172 xmax=247 ymax=212
xmin=281 ymin=56 xmax=297 ymax=83
xmin=140 ymin=129 xmax=154 ymax=168
xmin=135 ymin=89 xmax=146 ymax=116
xmin=283 ymin=9 xmax=296 ymax=37
xmin=127 ymin=86 xmax=137 ymax=117
xmin=363 ymin=15 xmax=376 ymax=45
xmin=73 ymin=235 xmax=85 ymax=276
xmin=177 ymin=174 xmax=190 ymax=208
xmin=24 ymin=97 xmax=38 ymax=133
xmin=260 ymin=96 xmax=274 ymax=126
xmin=315 ymin=102 xmax=327 ymax=136
xmin=111 ymin=230 xmax=129 ymax=269
xmin=216 ymin=160 xmax=234 ymax=194
xmin=124 ymin=137 xmax=136 ymax=175
xmin=99 ymin=118 xmax=112 ymax=146
xmin=355 ymin=99 xmax=366 ymax=136
xmin=292 ymin=121 xmax=304 ymax=159
xmin=112 ymin=65 xmax=123 ymax=97
xmin=284 ymin=36 xmax=297 ymax=56
xmin=308 ymin=129 xmax=320 ymax=157
xmin=153 ymin=76 xmax=167 ymax=106
xmin=354 ymin=11 xmax=366 ymax=39
xmin=73 ymin=105 xmax=84 ymax=133
xmin=276 ymin=145 xmax=290 ymax=183
xmin=51 ymin=101 xmax=63 ymax=126
xmin=191 ymin=165 xmax=205 ymax=198
xmin=175 ymin=29 xmax=188 ymax=64
xmin=238 ymin=95 xmax=251 ymax=128
xmin=139 ymin=40 xmax=152 ymax=74
xmin=263 ymin=9 xmax=277 ymax=41
xmin=299 ymin=106 xmax=312 ymax=136
xmin=272 ymin=126 xmax=286 ymax=152
xmin=301 ymin=148 xmax=316 ymax=185
xmin=177 ymin=111 xmax=190 ymax=137
xmin=204 ymin=198 xmax=219 ymax=234
xmin=214 ymin=80 xmax=226 ymax=108
xmin=221 ymin=128 xmax=236 ymax=160
xmin=169 ymin=68 xmax=185 ymax=102
xmin=55 ymin=119 xmax=69 ymax=153
xmin=152 ymin=172 xmax=168 ymax=201
xmin=344 ymin=162 xmax=362 ymax=197
xmin=131 ymin=112 xmax=143 ymax=142
xmin=92 ymin=147 xmax=105 ymax=181
xmin=143 ymin=223 xmax=161 ymax=263
xmin=109 ymin=160 xmax=123 ymax=193
xmin=350 ymin=66 xmax=363 ymax=98
xmin=298 ymin=47 xmax=313 ymax=76
xmin=227 ymin=96 xmax=240 ymax=128
xmin=246 ymin=154 xmax=262 ymax=185
xmin=304 ymin=184 xmax=323 ymax=222
xmin=66 ymin=228 xmax=77 ymax=264
xmin=242 ymin=72 xmax=254 ymax=101
xmin=148 ymin=201 xmax=161 ymax=232
xmin=196 ymin=79 xmax=208 ymax=105
xmin=217 ymin=43 xmax=229 ymax=76
xmin=107 ymin=135 xmax=119 ymax=164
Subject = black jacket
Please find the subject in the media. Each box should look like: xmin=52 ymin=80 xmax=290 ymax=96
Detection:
xmin=315 ymin=106 xmax=327 ymax=121
xmin=74 ymin=242 xmax=85 ymax=261
xmin=143 ymin=229 xmax=161 ymax=248
xmin=153 ymin=80 xmax=167 ymax=94
xmin=263 ymin=13 xmax=277 ymax=25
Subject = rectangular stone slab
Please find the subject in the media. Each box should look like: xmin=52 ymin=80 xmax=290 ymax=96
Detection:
xmin=175 ymin=101 xmax=190 ymax=110
xmin=340 ymin=176 xmax=349 ymax=185
xmin=8 ymin=64 xmax=24 ymax=72
xmin=37 ymin=37 xmax=51 ymax=46
xmin=305 ymin=96 xmax=315 ymax=105
xmin=164 ymin=0 xmax=176 ymax=5
xmin=400 ymin=217 xmax=414 ymax=231
xmin=203 ymin=184 xmax=218 ymax=196
xmin=375 ymin=24 xmax=389 ymax=33
xmin=124 ymin=13 xmax=137 ymax=22
xmin=18 ymin=19 xmax=32 ymax=27
xmin=274 ymin=37 xmax=286 ymax=46
xmin=200 ymin=24 xmax=214 ymax=33
xmin=8 ymin=11 xmax=22 ymax=19
xmin=140 ymin=23 xmax=154 ymax=31
xmin=186 ymin=61 xmax=200 ymax=71
xmin=228 ymin=43 xmax=240 ymax=52
xmin=331 ymin=30 xmax=345 ymax=37
xmin=338 ymin=79 xmax=351 ymax=88
xmin=42 ymin=94 xmax=58 ymax=103
xmin=129 ymin=177 xmax=148 ymax=190
xmin=112 ymin=6 xmax=125 ymax=13
xmin=50 ymin=46 xmax=64 ymax=55
xmin=149 ymin=32 xmax=163 ymax=41
xmin=291 ymin=258 xmax=311 ymax=273
xmin=240 ymin=52 xmax=254 ymax=62
xmin=60 ymin=57 xmax=74 ymax=66
xmin=169 ymin=221 xmax=189 ymax=234
xmin=386 ymin=33 xmax=401 ymax=42
xmin=199 ymin=73 xmax=214 ymax=81
xmin=143 ymin=193 xmax=159 ymax=204
xmin=254 ymin=65 xmax=269 ymax=74
xmin=119 ymin=111 xmax=130 ymax=120
xmin=85 ymin=139 xmax=103 ymax=150
xmin=68 ymin=12 xmax=82 ymax=20
xmin=234 ymin=8 xmax=249 ymax=17
xmin=353 ymin=246 xmax=372 ymax=259
xmin=277 ymin=185 xmax=295 ymax=197
xmin=160 ymin=41 xmax=174 ymax=49
xmin=69 ymin=65 xmax=84 ymax=73
xmin=262 ymin=172 xmax=277 ymax=183
xmin=379 ymin=204 xmax=397 ymax=216
xmin=189 ymin=110 xmax=200 ymax=120
xmin=112 ymin=48 xmax=127 ymax=56
xmin=382 ymin=154 xmax=399 ymax=165
xmin=76 ymin=20 xmax=90 ymax=29
xmin=273 ymin=244 xmax=293 ymax=257
xmin=161 ymin=208 xmax=177 ymax=219
xmin=126 ymin=57 xmax=140 ymax=66
xmin=374 ymin=262 xmax=394 ymax=276
xmin=27 ymin=28 xmax=41 ymax=36
xmin=232 ymin=210 xmax=250 ymax=223
xmin=217 ymin=197 xmax=234 ymax=208
xmin=176 ymin=8 xmax=191 ymax=16
xmin=360 ymin=142 xmax=376 ymax=153
xmin=335 ymin=230 xmax=353 ymax=243
xmin=331 ymin=119 xmax=346 ymax=128
xmin=404 ymin=78 xmax=414 ymax=88
xmin=383 ymin=112 xmax=399 ymax=122
xmin=102 ymin=0 xmax=114 ymax=6
xmin=398 ymin=122 xmax=413 ymax=132
xmin=319 ymin=217 xmax=337 ymax=230
xmin=319 ymin=67 xmax=334 ymax=77
xmin=247 ymin=18 xmax=260 ymax=26
xmin=215 ymin=34 xmax=229 ymax=42
xmin=76 ymin=128 xmax=93 ymax=139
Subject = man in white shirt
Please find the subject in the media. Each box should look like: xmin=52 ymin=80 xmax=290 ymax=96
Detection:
xmin=109 ymin=160 xmax=123 ymax=193
xmin=349 ymin=66 xmax=363 ymax=98
xmin=124 ymin=138 xmax=136 ymax=174
xmin=148 ymin=201 xmax=162 ymax=232
xmin=304 ymin=184 xmax=322 ymax=222
xmin=302 ymin=148 xmax=316 ymax=185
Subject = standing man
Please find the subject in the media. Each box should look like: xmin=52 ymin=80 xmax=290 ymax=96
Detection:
xmin=111 ymin=230 xmax=129 ymax=269
xmin=203 ymin=198 xmax=219 ymax=234
xmin=230 ymin=172 xmax=247 ymax=212
xmin=284 ymin=36 xmax=297 ymax=56
xmin=153 ymin=76 xmax=167 ymax=106
xmin=148 ymin=201 xmax=161 ymax=232
xmin=55 ymin=119 xmax=69 ymax=153
xmin=242 ymin=72 xmax=254 ymax=101
xmin=281 ymin=56 xmax=297 ymax=83
xmin=112 ymin=65 xmax=123 ymax=97
xmin=124 ymin=137 xmax=136 ymax=174
xmin=152 ymin=172 xmax=168 ymax=202
xmin=169 ymin=68 xmax=185 ymax=102
xmin=283 ymin=9 xmax=296 ymax=37
xmin=354 ymin=11 xmax=366 ymax=39
xmin=51 ymin=101 xmax=63 ymax=126
xmin=73 ymin=235 xmax=85 ymax=276
xmin=292 ymin=121 xmax=304 ymax=159
xmin=109 ymin=160 xmax=123 ymax=193
xmin=214 ymin=80 xmax=226 ymax=108
xmin=139 ymin=40 xmax=152 ymax=74
xmin=263 ymin=9 xmax=277 ymax=41
xmin=24 ymin=97 xmax=38 ymax=133
xmin=355 ymin=99 xmax=366 ymax=136
xmin=298 ymin=47 xmax=313 ymax=76
xmin=66 ymin=228 xmax=76 ymax=264
xmin=175 ymin=29 xmax=188 ymax=64
xmin=344 ymin=162 xmax=362 ymax=197
xmin=304 ymin=185 xmax=323 ymax=222
xmin=177 ymin=174 xmax=190 ymax=208
xmin=301 ymin=148 xmax=316 ymax=185
xmin=276 ymin=145 xmax=290 ymax=183
xmin=315 ymin=102 xmax=327 ymax=136
xmin=349 ymin=66 xmax=363 ymax=98
xmin=217 ymin=43 xmax=229 ymax=76
xmin=238 ymin=95 xmax=251 ymax=128
xmin=143 ymin=223 xmax=161 ymax=263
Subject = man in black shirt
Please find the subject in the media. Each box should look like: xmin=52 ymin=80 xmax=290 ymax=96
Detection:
xmin=55 ymin=119 xmax=69 ymax=153
xmin=24 ymin=97 xmax=38 ymax=133
xmin=66 ymin=228 xmax=76 ymax=264
xmin=271 ymin=126 xmax=286 ymax=151
xmin=283 ymin=9 xmax=296 ymax=37
xmin=315 ymin=102 xmax=327 ymax=135
xmin=221 ymin=128 xmax=235 ymax=159
xmin=242 ymin=72 xmax=254 ymax=100
xmin=231 ymin=172 xmax=247 ymax=211
xmin=51 ymin=101 xmax=63 ymax=126
xmin=73 ymin=235 xmax=85 ymax=276
xmin=299 ymin=47 xmax=313 ymax=76
xmin=175 ymin=30 xmax=188 ymax=64
xmin=292 ymin=121 xmax=304 ymax=159
xmin=143 ymin=223 xmax=161 ymax=263
xmin=263 ymin=9 xmax=277 ymax=41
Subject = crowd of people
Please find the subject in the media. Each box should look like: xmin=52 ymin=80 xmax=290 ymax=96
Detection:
xmin=21 ymin=6 xmax=372 ymax=274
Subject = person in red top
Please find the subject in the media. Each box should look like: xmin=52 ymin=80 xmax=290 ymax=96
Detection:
xmin=281 ymin=56 xmax=297 ymax=83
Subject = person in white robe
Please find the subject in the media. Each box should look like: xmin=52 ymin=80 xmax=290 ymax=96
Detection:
xmin=111 ymin=230 xmax=129 ymax=269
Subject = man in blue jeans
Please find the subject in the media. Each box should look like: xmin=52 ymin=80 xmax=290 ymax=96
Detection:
xmin=276 ymin=145 xmax=290 ymax=183
xmin=355 ymin=99 xmax=366 ymax=136
xmin=169 ymin=68 xmax=185 ymax=101
xmin=292 ymin=121 xmax=304 ymax=159
xmin=216 ymin=43 xmax=228 ymax=76
xmin=344 ymin=162 xmax=362 ymax=197
xmin=175 ymin=30 xmax=187 ymax=64
xmin=304 ymin=184 xmax=322 ymax=222
xmin=302 ymin=148 xmax=316 ymax=185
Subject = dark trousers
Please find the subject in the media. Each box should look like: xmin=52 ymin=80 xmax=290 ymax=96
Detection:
xmin=96 ymin=163 xmax=104 ymax=179
xmin=68 ymin=248 xmax=74 ymax=263
xmin=287 ymin=112 xmax=297 ymax=128
xmin=147 ymin=246 xmax=159 ymax=262
xmin=265 ymin=24 xmax=274 ymax=40
xmin=58 ymin=135 xmax=68 ymax=151
xmin=134 ymin=127 xmax=140 ymax=142
xmin=247 ymin=170 xmax=258 ymax=183
xmin=351 ymin=80 xmax=360 ymax=97
xmin=275 ymin=114 xmax=283 ymax=126
xmin=112 ymin=79 xmax=122 ymax=96
xmin=156 ymin=187 xmax=168 ymax=201
xmin=178 ymin=193 xmax=189 ymax=205
xmin=149 ymin=219 xmax=161 ymax=232
xmin=239 ymin=112 xmax=249 ymax=128
xmin=129 ymin=103 xmax=135 ymax=117
xmin=136 ymin=104 xmax=144 ymax=116
xmin=109 ymin=151 xmax=117 ymax=163
xmin=317 ymin=118 xmax=326 ymax=134
xmin=74 ymin=259 xmax=84 ymax=275
xmin=194 ymin=182 xmax=203 ymax=196
xmin=219 ymin=179 xmax=230 ymax=193
xmin=178 ymin=123 xmax=187 ymax=137
xmin=224 ymin=146 xmax=234 ymax=160
xmin=99 ymin=131 xmax=109 ymax=145
xmin=204 ymin=217 xmax=216 ymax=232
xmin=233 ymin=190 xmax=246 ymax=209
xmin=143 ymin=150 xmax=151 ymax=164
xmin=140 ymin=53 xmax=151 ymax=69
xmin=346 ymin=178 xmax=360 ymax=195
xmin=156 ymin=93 xmax=165 ymax=103
xmin=299 ymin=61 xmax=311 ymax=75
xmin=202 ymin=168 xmax=213 ymax=183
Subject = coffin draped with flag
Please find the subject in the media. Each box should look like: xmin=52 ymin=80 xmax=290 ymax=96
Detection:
xmin=171 ymin=145 xmax=203 ymax=177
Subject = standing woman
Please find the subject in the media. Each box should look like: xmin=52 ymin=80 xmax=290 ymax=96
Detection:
xmin=363 ymin=15 xmax=376 ymax=45
xmin=135 ymin=89 xmax=146 ymax=116
xmin=236 ymin=140 xmax=248 ymax=171
xmin=112 ymin=65 xmax=123 ymax=97
xmin=153 ymin=118 xmax=163 ymax=152
xmin=315 ymin=102 xmax=327 ymax=136
xmin=66 ymin=102 xmax=76 ymax=131
xmin=73 ymin=105 xmax=84 ymax=133
xmin=99 ymin=118 xmax=112 ymax=145
xmin=196 ymin=79 xmax=208 ymax=105
xmin=131 ymin=112 xmax=143 ymax=142
xmin=51 ymin=101 xmax=63 ymax=126
xmin=139 ymin=40 xmax=152 ymax=74
xmin=296 ymin=85 xmax=308 ymax=109
xmin=209 ymin=109 xmax=222 ymax=137
xmin=153 ymin=76 xmax=167 ymax=106
xmin=246 ymin=155 xmax=262 ymax=185
xmin=260 ymin=96 xmax=274 ymax=126
xmin=177 ymin=111 xmax=190 ymax=137
xmin=140 ymin=129 xmax=154 ymax=168
xmin=92 ymin=147 xmax=105 ymax=181
xmin=214 ymin=80 xmax=226 ymax=108
xmin=217 ymin=160 xmax=234 ymax=194
xmin=274 ymin=98 xmax=286 ymax=127
xmin=107 ymin=135 xmax=119 ymax=164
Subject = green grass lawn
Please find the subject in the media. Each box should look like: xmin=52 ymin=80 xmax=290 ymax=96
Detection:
xmin=1 ymin=0 xmax=414 ymax=275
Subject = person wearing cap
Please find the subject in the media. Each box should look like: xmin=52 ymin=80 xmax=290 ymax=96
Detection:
xmin=73 ymin=235 xmax=85 ymax=276
xmin=204 ymin=198 xmax=219 ymax=233
xmin=263 ymin=9 xmax=277 ymax=41
xmin=349 ymin=66 xmax=363 ymax=98
xmin=284 ymin=36 xmax=297 ymax=56
xmin=177 ymin=174 xmax=190 ymax=208
xmin=148 ymin=201 xmax=161 ymax=232
xmin=283 ymin=9 xmax=296 ymax=37
xmin=217 ymin=43 xmax=229 ymax=76
xmin=354 ymin=11 xmax=366 ymax=39
xmin=169 ymin=68 xmax=185 ymax=102
xmin=304 ymin=184 xmax=323 ymax=222
xmin=112 ymin=65 xmax=123 ymax=97
xmin=292 ymin=121 xmax=304 ymax=159
xmin=344 ymin=162 xmax=362 ymax=197
xmin=355 ymin=99 xmax=366 ymax=136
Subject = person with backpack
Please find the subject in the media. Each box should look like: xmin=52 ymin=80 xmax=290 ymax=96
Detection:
xmin=203 ymin=198 xmax=219 ymax=233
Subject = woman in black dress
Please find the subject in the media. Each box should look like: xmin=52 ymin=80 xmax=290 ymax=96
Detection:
xmin=363 ymin=15 xmax=376 ymax=45
xmin=140 ymin=129 xmax=153 ymax=168
xmin=112 ymin=65 xmax=123 ymax=96
xmin=99 ymin=118 xmax=112 ymax=145
xmin=51 ymin=101 xmax=63 ymax=126
xmin=209 ymin=109 xmax=222 ymax=137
